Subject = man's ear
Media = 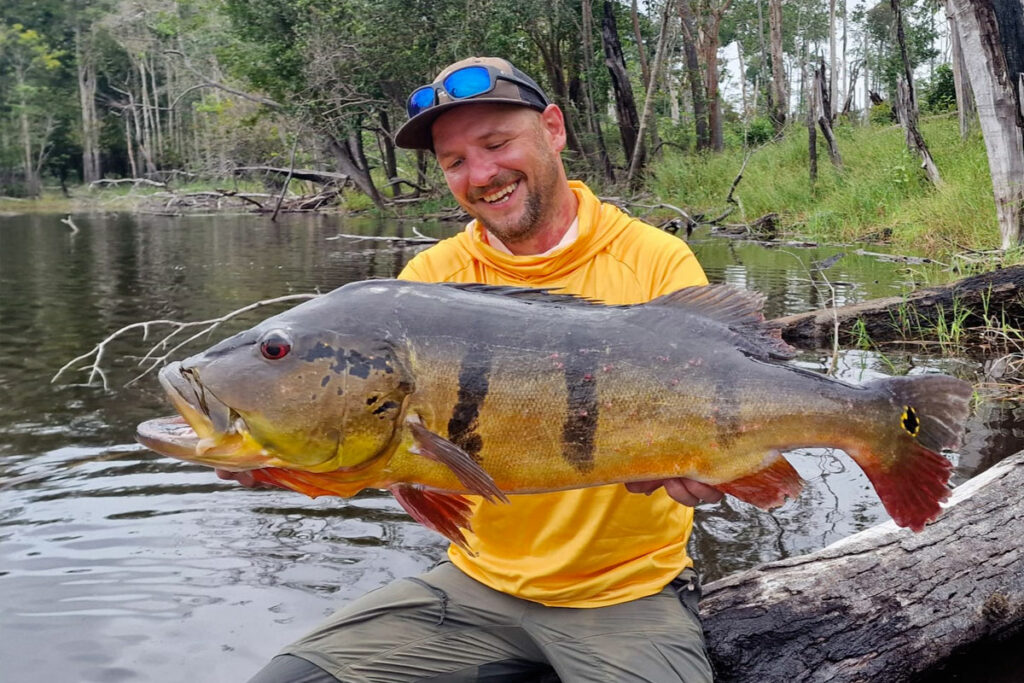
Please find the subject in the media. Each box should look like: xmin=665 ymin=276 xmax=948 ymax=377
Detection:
xmin=539 ymin=104 xmax=567 ymax=153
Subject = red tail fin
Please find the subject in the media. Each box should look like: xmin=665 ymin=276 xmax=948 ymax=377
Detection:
xmin=852 ymin=442 xmax=952 ymax=532
xmin=853 ymin=374 xmax=969 ymax=531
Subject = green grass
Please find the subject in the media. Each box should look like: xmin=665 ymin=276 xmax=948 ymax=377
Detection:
xmin=647 ymin=115 xmax=999 ymax=257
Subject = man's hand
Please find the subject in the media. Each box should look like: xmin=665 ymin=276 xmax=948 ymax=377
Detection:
xmin=625 ymin=478 xmax=724 ymax=507
xmin=215 ymin=468 xmax=279 ymax=488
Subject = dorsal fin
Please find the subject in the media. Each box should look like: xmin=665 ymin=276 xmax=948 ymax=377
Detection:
xmin=647 ymin=284 xmax=766 ymax=325
xmin=440 ymin=282 xmax=604 ymax=306
xmin=644 ymin=285 xmax=796 ymax=360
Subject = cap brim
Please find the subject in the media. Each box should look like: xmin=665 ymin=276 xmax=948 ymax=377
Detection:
xmin=395 ymin=98 xmax=544 ymax=151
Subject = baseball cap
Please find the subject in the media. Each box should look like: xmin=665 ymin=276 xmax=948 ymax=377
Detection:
xmin=395 ymin=57 xmax=551 ymax=150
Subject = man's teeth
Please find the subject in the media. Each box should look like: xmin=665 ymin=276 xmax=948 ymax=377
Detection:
xmin=483 ymin=181 xmax=518 ymax=203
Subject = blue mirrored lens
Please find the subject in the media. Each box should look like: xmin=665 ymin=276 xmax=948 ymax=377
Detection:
xmin=444 ymin=66 xmax=493 ymax=99
xmin=408 ymin=87 xmax=437 ymax=116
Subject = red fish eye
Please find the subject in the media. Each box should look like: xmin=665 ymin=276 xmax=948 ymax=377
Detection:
xmin=259 ymin=333 xmax=292 ymax=360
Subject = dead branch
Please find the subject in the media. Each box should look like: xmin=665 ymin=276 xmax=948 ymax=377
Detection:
xmin=324 ymin=232 xmax=437 ymax=244
xmin=164 ymin=50 xmax=283 ymax=110
xmin=234 ymin=166 xmax=349 ymax=186
xmin=90 ymin=178 xmax=167 ymax=188
xmin=51 ymin=294 xmax=321 ymax=390
xmin=60 ymin=215 xmax=80 ymax=234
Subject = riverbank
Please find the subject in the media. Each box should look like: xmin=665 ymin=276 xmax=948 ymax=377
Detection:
xmin=2 ymin=116 xmax=1007 ymax=262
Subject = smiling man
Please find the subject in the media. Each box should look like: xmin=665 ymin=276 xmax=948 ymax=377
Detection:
xmin=246 ymin=57 xmax=719 ymax=683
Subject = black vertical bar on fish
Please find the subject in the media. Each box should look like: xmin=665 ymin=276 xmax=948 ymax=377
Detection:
xmin=447 ymin=344 xmax=493 ymax=463
xmin=562 ymin=346 xmax=598 ymax=473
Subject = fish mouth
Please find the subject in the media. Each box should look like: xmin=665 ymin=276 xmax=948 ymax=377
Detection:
xmin=136 ymin=361 xmax=269 ymax=470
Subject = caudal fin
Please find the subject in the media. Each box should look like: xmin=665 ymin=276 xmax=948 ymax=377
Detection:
xmin=853 ymin=374 xmax=972 ymax=532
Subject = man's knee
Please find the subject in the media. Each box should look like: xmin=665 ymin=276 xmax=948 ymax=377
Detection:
xmin=247 ymin=654 xmax=337 ymax=683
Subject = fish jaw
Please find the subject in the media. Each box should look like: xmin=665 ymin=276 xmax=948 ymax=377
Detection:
xmin=143 ymin=362 xmax=282 ymax=470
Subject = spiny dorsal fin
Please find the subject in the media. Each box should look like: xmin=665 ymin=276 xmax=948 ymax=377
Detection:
xmin=645 ymin=285 xmax=796 ymax=360
xmin=647 ymin=284 xmax=766 ymax=326
xmin=440 ymin=282 xmax=605 ymax=307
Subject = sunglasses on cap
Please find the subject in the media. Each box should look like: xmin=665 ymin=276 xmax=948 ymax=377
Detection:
xmin=406 ymin=64 xmax=550 ymax=118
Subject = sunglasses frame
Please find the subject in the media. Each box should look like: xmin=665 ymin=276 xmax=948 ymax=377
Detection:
xmin=406 ymin=65 xmax=549 ymax=119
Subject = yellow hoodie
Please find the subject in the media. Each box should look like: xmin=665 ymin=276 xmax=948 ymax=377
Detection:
xmin=399 ymin=181 xmax=708 ymax=607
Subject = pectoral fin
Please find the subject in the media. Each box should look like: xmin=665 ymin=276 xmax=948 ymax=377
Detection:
xmin=717 ymin=451 xmax=804 ymax=508
xmin=390 ymin=484 xmax=475 ymax=551
xmin=407 ymin=421 xmax=509 ymax=504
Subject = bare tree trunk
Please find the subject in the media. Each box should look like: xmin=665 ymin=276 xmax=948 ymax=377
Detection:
xmin=123 ymin=112 xmax=138 ymax=179
xmin=805 ymin=47 xmax=817 ymax=187
xmin=677 ymin=0 xmax=710 ymax=150
xmin=737 ymin=39 xmax=748 ymax=120
xmin=19 ymin=104 xmax=38 ymax=196
xmin=892 ymin=0 xmax=943 ymax=187
xmin=841 ymin=0 xmax=848 ymax=115
xmin=829 ymin=0 xmax=838 ymax=119
xmin=630 ymin=0 xmax=651 ymax=88
xmin=377 ymin=109 xmax=398 ymax=197
xmin=582 ymin=0 xmax=615 ymax=181
xmin=815 ymin=64 xmax=843 ymax=168
xmin=76 ymin=27 xmax=102 ymax=183
xmin=699 ymin=3 xmax=731 ymax=152
xmin=863 ymin=29 xmax=871 ymax=123
xmin=769 ymin=0 xmax=787 ymax=131
xmin=138 ymin=57 xmax=156 ymax=171
xmin=895 ymin=78 xmax=943 ymax=185
xmin=627 ymin=0 xmax=673 ymax=185
xmin=948 ymin=0 xmax=1024 ymax=249
xmin=945 ymin=0 xmax=976 ymax=140
xmin=840 ymin=60 xmax=861 ymax=115
xmin=602 ymin=0 xmax=642 ymax=165
xmin=329 ymin=134 xmax=383 ymax=209
xmin=150 ymin=53 xmax=163 ymax=162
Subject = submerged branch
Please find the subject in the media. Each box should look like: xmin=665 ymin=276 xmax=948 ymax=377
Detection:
xmin=51 ymin=293 xmax=321 ymax=390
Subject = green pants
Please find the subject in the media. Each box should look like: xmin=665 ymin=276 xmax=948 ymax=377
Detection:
xmin=248 ymin=561 xmax=713 ymax=682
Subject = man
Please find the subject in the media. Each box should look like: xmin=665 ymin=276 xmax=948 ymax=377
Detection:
xmin=245 ymin=57 xmax=720 ymax=682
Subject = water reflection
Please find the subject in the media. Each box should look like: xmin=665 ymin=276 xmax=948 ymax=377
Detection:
xmin=0 ymin=212 xmax=1018 ymax=681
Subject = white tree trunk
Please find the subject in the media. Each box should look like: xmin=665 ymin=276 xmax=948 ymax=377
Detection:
xmin=949 ymin=0 xmax=1024 ymax=248
xmin=946 ymin=0 xmax=976 ymax=140
xmin=769 ymin=0 xmax=787 ymax=129
xmin=76 ymin=28 xmax=102 ymax=183
xmin=829 ymin=0 xmax=837 ymax=119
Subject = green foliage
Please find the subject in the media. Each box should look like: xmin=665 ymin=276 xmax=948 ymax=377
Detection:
xmin=648 ymin=115 xmax=997 ymax=257
xmin=740 ymin=117 xmax=775 ymax=147
xmin=921 ymin=63 xmax=957 ymax=114
xmin=870 ymin=102 xmax=895 ymax=126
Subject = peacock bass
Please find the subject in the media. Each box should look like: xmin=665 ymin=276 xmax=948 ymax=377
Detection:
xmin=137 ymin=280 xmax=972 ymax=548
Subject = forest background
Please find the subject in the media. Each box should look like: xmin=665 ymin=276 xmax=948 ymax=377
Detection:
xmin=0 ymin=0 xmax=1018 ymax=258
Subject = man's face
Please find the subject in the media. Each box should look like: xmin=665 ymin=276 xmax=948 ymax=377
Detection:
xmin=431 ymin=103 xmax=566 ymax=246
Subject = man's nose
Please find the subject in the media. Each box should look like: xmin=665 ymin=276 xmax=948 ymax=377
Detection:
xmin=466 ymin=152 xmax=500 ymax=187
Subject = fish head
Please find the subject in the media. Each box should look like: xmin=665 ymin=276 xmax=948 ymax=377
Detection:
xmin=147 ymin=315 xmax=413 ymax=474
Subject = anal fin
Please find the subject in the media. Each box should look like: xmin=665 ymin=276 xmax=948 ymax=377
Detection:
xmin=390 ymin=484 xmax=475 ymax=552
xmin=407 ymin=421 xmax=509 ymax=504
xmin=718 ymin=452 xmax=804 ymax=509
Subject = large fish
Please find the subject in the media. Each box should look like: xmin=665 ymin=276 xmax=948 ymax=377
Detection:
xmin=137 ymin=280 xmax=972 ymax=548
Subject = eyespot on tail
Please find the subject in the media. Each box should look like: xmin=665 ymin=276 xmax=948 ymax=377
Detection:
xmin=873 ymin=374 xmax=973 ymax=453
xmin=854 ymin=374 xmax=972 ymax=531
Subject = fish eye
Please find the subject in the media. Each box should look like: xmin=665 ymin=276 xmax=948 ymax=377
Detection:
xmin=259 ymin=330 xmax=292 ymax=361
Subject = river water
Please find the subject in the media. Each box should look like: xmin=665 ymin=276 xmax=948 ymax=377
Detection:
xmin=1 ymin=211 xmax=1020 ymax=681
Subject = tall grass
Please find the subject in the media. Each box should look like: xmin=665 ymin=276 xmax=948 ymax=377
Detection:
xmin=648 ymin=115 xmax=997 ymax=256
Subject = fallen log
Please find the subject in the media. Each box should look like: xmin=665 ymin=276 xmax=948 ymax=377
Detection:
xmin=701 ymin=451 xmax=1024 ymax=682
xmin=771 ymin=265 xmax=1024 ymax=347
xmin=233 ymin=166 xmax=349 ymax=186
